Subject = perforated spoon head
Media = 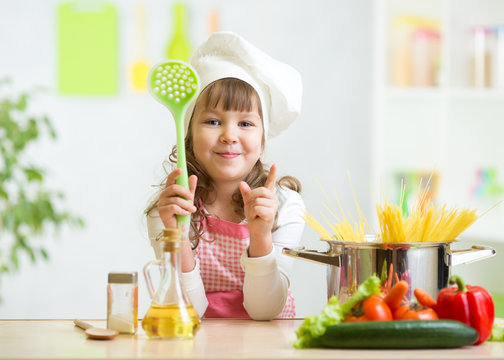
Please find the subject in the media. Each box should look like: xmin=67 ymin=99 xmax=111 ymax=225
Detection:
xmin=148 ymin=60 xmax=199 ymax=114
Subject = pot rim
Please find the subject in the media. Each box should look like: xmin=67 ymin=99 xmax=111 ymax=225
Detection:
xmin=321 ymin=237 xmax=457 ymax=249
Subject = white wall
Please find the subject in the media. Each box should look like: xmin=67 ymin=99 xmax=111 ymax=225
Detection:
xmin=0 ymin=0 xmax=373 ymax=318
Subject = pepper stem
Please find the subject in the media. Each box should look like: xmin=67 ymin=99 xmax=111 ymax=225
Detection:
xmin=449 ymin=275 xmax=467 ymax=292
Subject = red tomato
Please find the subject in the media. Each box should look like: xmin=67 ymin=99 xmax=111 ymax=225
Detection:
xmin=344 ymin=294 xmax=393 ymax=322
xmin=394 ymin=303 xmax=439 ymax=320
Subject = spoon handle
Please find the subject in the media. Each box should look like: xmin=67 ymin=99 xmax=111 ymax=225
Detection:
xmin=73 ymin=319 xmax=93 ymax=330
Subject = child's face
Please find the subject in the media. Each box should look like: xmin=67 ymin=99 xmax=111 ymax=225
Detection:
xmin=191 ymin=101 xmax=263 ymax=185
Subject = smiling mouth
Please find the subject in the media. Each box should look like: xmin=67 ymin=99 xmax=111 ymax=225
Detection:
xmin=216 ymin=152 xmax=240 ymax=159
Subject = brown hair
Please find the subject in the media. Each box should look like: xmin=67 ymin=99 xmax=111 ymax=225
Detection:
xmin=146 ymin=78 xmax=301 ymax=249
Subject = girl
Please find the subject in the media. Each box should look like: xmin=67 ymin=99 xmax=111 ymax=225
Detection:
xmin=146 ymin=32 xmax=304 ymax=320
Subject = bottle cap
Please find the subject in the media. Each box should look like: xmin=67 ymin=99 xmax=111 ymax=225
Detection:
xmin=162 ymin=228 xmax=182 ymax=251
xmin=163 ymin=228 xmax=181 ymax=240
xmin=108 ymin=272 xmax=138 ymax=284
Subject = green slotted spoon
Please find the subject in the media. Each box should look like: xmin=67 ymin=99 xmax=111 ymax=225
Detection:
xmin=148 ymin=60 xmax=200 ymax=235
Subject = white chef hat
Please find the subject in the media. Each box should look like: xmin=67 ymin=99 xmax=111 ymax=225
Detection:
xmin=184 ymin=31 xmax=302 ymax=139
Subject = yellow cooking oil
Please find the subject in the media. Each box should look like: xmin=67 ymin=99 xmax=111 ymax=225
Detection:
xmin=142 ymin=303 xmax=200 ymax=339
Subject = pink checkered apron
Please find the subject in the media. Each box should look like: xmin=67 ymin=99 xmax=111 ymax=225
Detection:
xmin=194 ymin=215 xmax=296 ymax=318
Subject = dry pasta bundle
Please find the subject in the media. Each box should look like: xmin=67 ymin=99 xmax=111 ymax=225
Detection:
xmin=301 ymin=210 xmax=334 ymax=240
xmin=304 ymin=175 xmax=484 ymax=243
xmin=375 ymin=202 xmax=406 ymax=243
xmin=375 ymin=179 xmax=478 ymax=243
xmin=302 ymin=175 xmax=372 ymax=242
xmin=376 ymin=199 xmax=478 ymax=243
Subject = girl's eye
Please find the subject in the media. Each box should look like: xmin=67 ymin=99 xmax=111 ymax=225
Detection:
xmin=205 ymin=119 xmax=220 ymax=126
xmin=239 ymin=121 xmax=253 ymax=127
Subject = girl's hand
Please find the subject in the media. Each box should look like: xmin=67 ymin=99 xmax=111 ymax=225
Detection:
xmin=158 ymin=168 xmax=198 ymax=229
xmin=239 ymin=164 xmax=278 ymax=257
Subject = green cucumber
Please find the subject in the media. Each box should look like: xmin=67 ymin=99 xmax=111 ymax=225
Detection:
xmin=319 ymin=320 xmax=478 ymax=349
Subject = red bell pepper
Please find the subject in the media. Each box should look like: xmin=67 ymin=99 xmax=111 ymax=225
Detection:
xmin=436 ymin=275 xmax=494 ymax=345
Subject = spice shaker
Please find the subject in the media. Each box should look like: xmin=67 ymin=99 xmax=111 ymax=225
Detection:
xmin=107 ymin=272 xmax=138 ymax=334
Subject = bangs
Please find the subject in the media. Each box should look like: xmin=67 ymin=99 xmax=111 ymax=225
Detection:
xmin=200 ymin=78 xmax=263 ymax=118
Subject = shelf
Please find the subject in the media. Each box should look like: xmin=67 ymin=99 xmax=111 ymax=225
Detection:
xmin=384 ymin=86 xmax=445 ymax=99
xmin=449 ymin=88 xmax=504 ymax=99
xmin=374 ymin=0 xmax=504 ymax=244
xmin=384 ymin=86 xmax=504 ymax=100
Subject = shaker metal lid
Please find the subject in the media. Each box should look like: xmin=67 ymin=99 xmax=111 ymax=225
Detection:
xmin=108 ymin=272 xmax=138 ymax=284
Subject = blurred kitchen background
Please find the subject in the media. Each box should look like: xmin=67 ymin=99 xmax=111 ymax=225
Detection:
xmin=0 ymin=0 xmax=503 ymax=319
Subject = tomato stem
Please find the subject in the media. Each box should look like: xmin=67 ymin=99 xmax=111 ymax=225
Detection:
xmin=351 ymin=302 xmax=365 ymax=317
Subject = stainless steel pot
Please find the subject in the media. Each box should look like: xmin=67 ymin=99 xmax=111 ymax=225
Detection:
xmin=283 ymin=239 xmax=496 ymax=303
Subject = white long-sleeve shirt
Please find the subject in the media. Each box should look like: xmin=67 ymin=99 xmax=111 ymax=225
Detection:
xmin=146 ymin=186 xmax=305 ymax=320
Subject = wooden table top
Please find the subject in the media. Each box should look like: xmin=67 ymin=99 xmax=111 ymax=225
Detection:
xmin=1 ymin=319 xmax=503 ymax=360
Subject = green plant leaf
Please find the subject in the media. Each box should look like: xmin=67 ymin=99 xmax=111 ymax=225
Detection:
xmin=0 ymin=99 xmax=13 ymax=112
xmin=25 ymin=246 xmax=36 ymax=263
xmin=39 ymin=248 xmax=49 ymax=260
xmin=23 ymin=167 xmax=44 ymax=182
xmin=43 ymin=116 xmax=57 ymax=139
xmin=15 ymin=94 xmax=27 ymax=111
xmin=0 ymin=252 xmax=9 ymax=274
xmin=0 ymin=187 xmax=8 ymax=200
xmin=9 ymin=245 xmax=20 ymax=270
xmin=2 ymin=211 xmax=13 ymax=231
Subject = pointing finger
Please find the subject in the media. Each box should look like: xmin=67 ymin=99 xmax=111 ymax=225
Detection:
xmin=189 ymin=175 xmax=198 ymax=200
xmin=264 ymin=164 xmax=277 ymax=191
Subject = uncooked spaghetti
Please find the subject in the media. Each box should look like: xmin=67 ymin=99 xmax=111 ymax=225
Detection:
xmin=304 ymin=174 xmax=484 ymax=243
xmin=376 ymin=178 xmax=478 ymax=243
xmin=302 ymin=175 xmax=371 ymax=242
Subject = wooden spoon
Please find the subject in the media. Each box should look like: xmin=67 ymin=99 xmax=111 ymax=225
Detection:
xmin=73 ymin=319 xmax=118 ymax=340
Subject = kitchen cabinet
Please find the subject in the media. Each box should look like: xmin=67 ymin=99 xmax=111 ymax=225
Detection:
xmin=1 ymin=319 xmax=504 ymax=359
xmin=372 ymin=0 xmax=504 ymax=242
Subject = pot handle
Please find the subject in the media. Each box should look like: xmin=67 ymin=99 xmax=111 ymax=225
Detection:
xmin=447 ymin=245 xmax=496 ymax=266
xmin=282 ymin=246 xmax=341 ymax=266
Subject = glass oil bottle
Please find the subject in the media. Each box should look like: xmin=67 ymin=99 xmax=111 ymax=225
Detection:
xmin=142 ymin=228 xmax=200 ymax=339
